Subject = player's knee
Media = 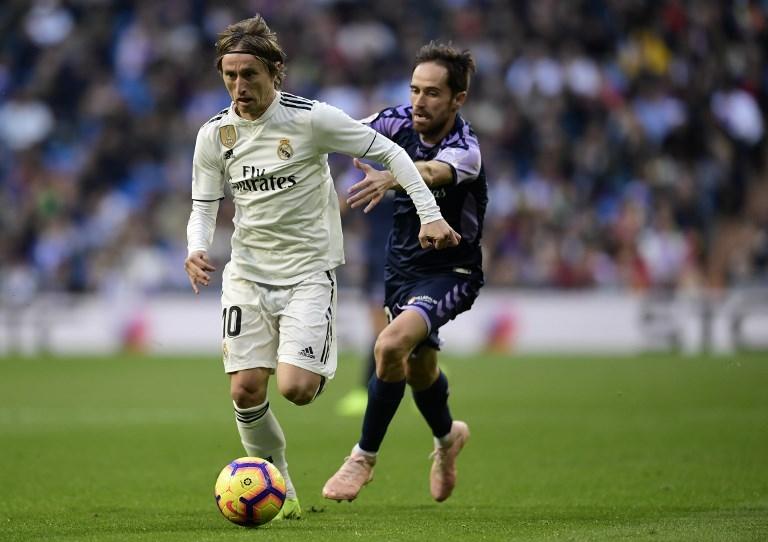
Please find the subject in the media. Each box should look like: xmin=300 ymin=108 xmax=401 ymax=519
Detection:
xmin=230 ymin=369 xmax=270 ymax=408
xmin=374 ymin=330 xmax=410 ymax=364
xmin=230 ymin=384 xmax=266 ymax=409
xmin=374 ymin=335 xmax=410 ymax=380
xmin=277 ymin=380 xmax=315 ymax=406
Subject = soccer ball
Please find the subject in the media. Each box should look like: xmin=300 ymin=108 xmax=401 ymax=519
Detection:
xmin=214 ymin=457 xmax=286 ymax=526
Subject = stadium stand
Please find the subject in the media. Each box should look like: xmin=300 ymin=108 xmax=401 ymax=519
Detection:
xmin=0 ymin=0 xmax=766 ymax=302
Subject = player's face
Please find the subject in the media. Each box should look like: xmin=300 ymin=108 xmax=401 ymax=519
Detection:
xmin=410 ymin=61 xmax=466 ymax=143
xmin=221 ymin=53 xmax=278 ymax=121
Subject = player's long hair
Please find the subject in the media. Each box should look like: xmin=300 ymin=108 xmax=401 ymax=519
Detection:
xmin=215 ymin=15 xmax=287 ymax=89
xmin=415 ymin=42 xmax=476 ymax=96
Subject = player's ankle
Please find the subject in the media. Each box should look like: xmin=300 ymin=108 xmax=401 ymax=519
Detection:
xmin=352 ymin=444 xmax=378 ymax=461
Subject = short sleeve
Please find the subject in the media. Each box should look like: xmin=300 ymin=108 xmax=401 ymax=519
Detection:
xmin=434 ymin=137 xmax=482 ymax=185
xmin=191 ymin=127 xmax=225 ymax=201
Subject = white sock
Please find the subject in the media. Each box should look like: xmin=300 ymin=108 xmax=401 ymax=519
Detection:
xmin=234 ymin=400 xmax=297 ymax=499
xmin=352 ymin=443 xmax=378 ymax=460
xmin=435 ymin=432 xmax=454 ymax=449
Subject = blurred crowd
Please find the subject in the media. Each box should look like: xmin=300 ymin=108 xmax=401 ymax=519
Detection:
xmin=1 ymin=0 xmax=767 ymax=303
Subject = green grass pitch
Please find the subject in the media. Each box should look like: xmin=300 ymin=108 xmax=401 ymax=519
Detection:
xmin=1 ymin=351 xmax=767 ymax=541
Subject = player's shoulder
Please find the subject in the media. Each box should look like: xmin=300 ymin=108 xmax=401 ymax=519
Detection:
xmin=202 ymin=106 xmax=230 ymax=127
xmin=363 ymin=104 xmax=412 ymax=137
xmin=280 ymin=90 xmax=320 ymax=118
xmin=274 ymin=92 xmax=323 ymax=128
xmin=278 ymin=91 xmax=316 ymax=112
xmin=197 ymin=106 xmax=232 ymax=139
xmin=376 ymin=104 xmax=412 ymax=122
xmin=441 ymin=114 xmax=478 ymax=150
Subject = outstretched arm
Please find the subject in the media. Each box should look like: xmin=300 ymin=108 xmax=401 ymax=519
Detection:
xmin=346 ymin=146 xmax=460 ymax=250
xmin=364 ymin=141 xmax=460 ymax=250
xmin=347 ymin=159 xmax=454 ymax=212
xmin=313 ymin=103 xmax=459 ymax=250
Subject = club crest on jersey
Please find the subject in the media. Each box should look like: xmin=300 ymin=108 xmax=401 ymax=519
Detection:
xmin=277 ymin=138 xmax=293 ymax=160
xmin=219 ymin=125 xmax=237 ymax=148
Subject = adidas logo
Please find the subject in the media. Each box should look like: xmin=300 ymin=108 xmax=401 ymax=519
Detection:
xmin=298 ymin=346 xmax=316 ymax=359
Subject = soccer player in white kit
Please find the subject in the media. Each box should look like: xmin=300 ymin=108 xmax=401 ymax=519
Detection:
xmin=184 ymin=15 xmax=460 ymax=520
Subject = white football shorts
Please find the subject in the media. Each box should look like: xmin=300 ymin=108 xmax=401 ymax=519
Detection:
xmin=221 ymin=265 xmax=338 ymax=378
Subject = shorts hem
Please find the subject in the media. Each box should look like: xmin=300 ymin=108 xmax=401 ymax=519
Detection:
xmin=402 ymin=305 xmax=432 ymax=335
xmin=278 ymin=357 xmax=336 ymax=379
xmin=224 ymin=362 xmax=276 ymax=374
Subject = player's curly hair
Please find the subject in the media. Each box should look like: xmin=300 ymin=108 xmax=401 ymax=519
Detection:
xmin=415 ymin=41 xmax=476 ymax=95
xmin=215 ymin=15 xmax=287 ymax=89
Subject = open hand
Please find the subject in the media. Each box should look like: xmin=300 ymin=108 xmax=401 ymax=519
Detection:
xmin=346 ymin=158 xmax=396 ymax=213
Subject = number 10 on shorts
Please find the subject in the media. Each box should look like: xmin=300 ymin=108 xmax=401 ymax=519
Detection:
xmin=223 ymin=306 xmax=242 ymax=337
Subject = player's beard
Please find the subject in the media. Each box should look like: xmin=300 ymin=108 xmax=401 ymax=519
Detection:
xmin=414 ymin=112 xmax=452 ymax=142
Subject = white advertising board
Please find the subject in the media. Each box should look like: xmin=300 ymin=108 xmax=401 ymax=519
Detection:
xmin=1 ymin=289 xmax=766 ymax=356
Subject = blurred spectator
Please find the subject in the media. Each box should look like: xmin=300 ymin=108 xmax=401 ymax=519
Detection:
xmin=0 ymin=0 xmax=767 ymax=298
xmin=0 ymin=90 xmax=54 ymax=150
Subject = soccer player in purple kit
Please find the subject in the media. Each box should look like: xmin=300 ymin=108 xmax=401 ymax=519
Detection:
xmin=323 ymin=42 xmax=487 ymax=503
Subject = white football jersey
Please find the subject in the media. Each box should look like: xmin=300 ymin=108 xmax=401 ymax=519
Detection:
xmin=192 ymin=92 xmax=390 ymax=285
